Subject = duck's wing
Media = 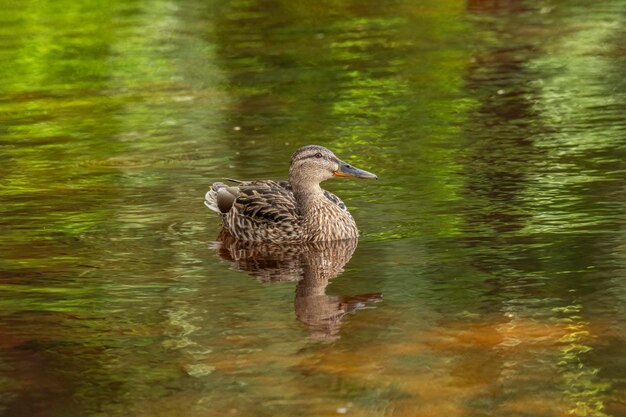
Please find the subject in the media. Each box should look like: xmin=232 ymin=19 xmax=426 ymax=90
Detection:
xmin=233 ymin=180 xmax=299 ymax=222
xmin=211 ymin=180 xmax=301 ymax=241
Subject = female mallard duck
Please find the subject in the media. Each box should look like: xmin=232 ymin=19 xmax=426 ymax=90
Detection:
xmin=205 ymin=145 xmax=377 ymax=242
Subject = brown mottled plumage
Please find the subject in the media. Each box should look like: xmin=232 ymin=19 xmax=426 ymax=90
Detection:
xmin=205 ymin=145 xmax=377 ymax=242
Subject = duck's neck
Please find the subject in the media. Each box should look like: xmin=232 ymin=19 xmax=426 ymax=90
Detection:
xmin=291 ymin=179 xmax=325 ymax=212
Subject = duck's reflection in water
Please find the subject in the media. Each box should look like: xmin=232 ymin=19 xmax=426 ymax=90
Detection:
xmin=213 ymin=231 xmax=382 ymax=341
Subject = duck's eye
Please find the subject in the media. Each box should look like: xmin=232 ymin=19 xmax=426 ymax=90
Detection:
xmin=314 ymin=152 xmax=323 ymax=159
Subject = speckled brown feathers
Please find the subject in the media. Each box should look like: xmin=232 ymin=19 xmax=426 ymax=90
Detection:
xmin=206 ymin=180 xmax=354 ymax=242
xmin=221 ymin=180 xmax=301 ymax=242
xmin=205 ymin=145 xmax=377 ymax=242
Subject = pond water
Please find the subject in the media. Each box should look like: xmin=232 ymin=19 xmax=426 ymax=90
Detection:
xmin=1 ymin=0 xmax=626 ymax=416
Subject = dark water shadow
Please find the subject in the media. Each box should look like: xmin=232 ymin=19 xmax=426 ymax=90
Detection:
xmin=212 ymin=231 xmax=382 ymax=341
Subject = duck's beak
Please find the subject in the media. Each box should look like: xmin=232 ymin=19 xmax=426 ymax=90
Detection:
xmin=333 ymin=161 xmax=378 ymax=179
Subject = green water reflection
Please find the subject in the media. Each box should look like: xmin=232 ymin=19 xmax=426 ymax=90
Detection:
xmin=1 ymin=0 xmax=625 ymax=416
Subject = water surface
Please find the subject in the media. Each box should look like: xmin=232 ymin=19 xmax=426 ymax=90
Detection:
xmin=1 ymin=0 xmax=626 ymax=416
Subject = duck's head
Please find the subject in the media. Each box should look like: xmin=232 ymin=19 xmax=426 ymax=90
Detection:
xmin=289 ymin=145 xmax=377 ymax=186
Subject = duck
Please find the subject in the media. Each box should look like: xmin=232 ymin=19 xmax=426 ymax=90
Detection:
xmin=204 ymin=145 xmax=377 ymax=242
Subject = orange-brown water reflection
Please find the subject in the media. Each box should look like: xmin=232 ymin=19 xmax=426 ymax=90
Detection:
xmin=291 ymin=314 xmax=612 ymax=417
xmin=131 ymin=306 xmax=619 ymax=417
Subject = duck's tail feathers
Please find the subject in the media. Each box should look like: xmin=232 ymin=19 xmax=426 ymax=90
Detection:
xmin=205 ymin=182 xmax=239 ymax=214
xmin=204 ymin=187 xmax=221 ymax=213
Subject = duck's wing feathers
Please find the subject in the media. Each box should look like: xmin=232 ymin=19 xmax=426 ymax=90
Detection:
xmin=215 ymin=180 xmax=300 ymax=241
xmin=234 ymin=180 xmax=299 ymax=222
